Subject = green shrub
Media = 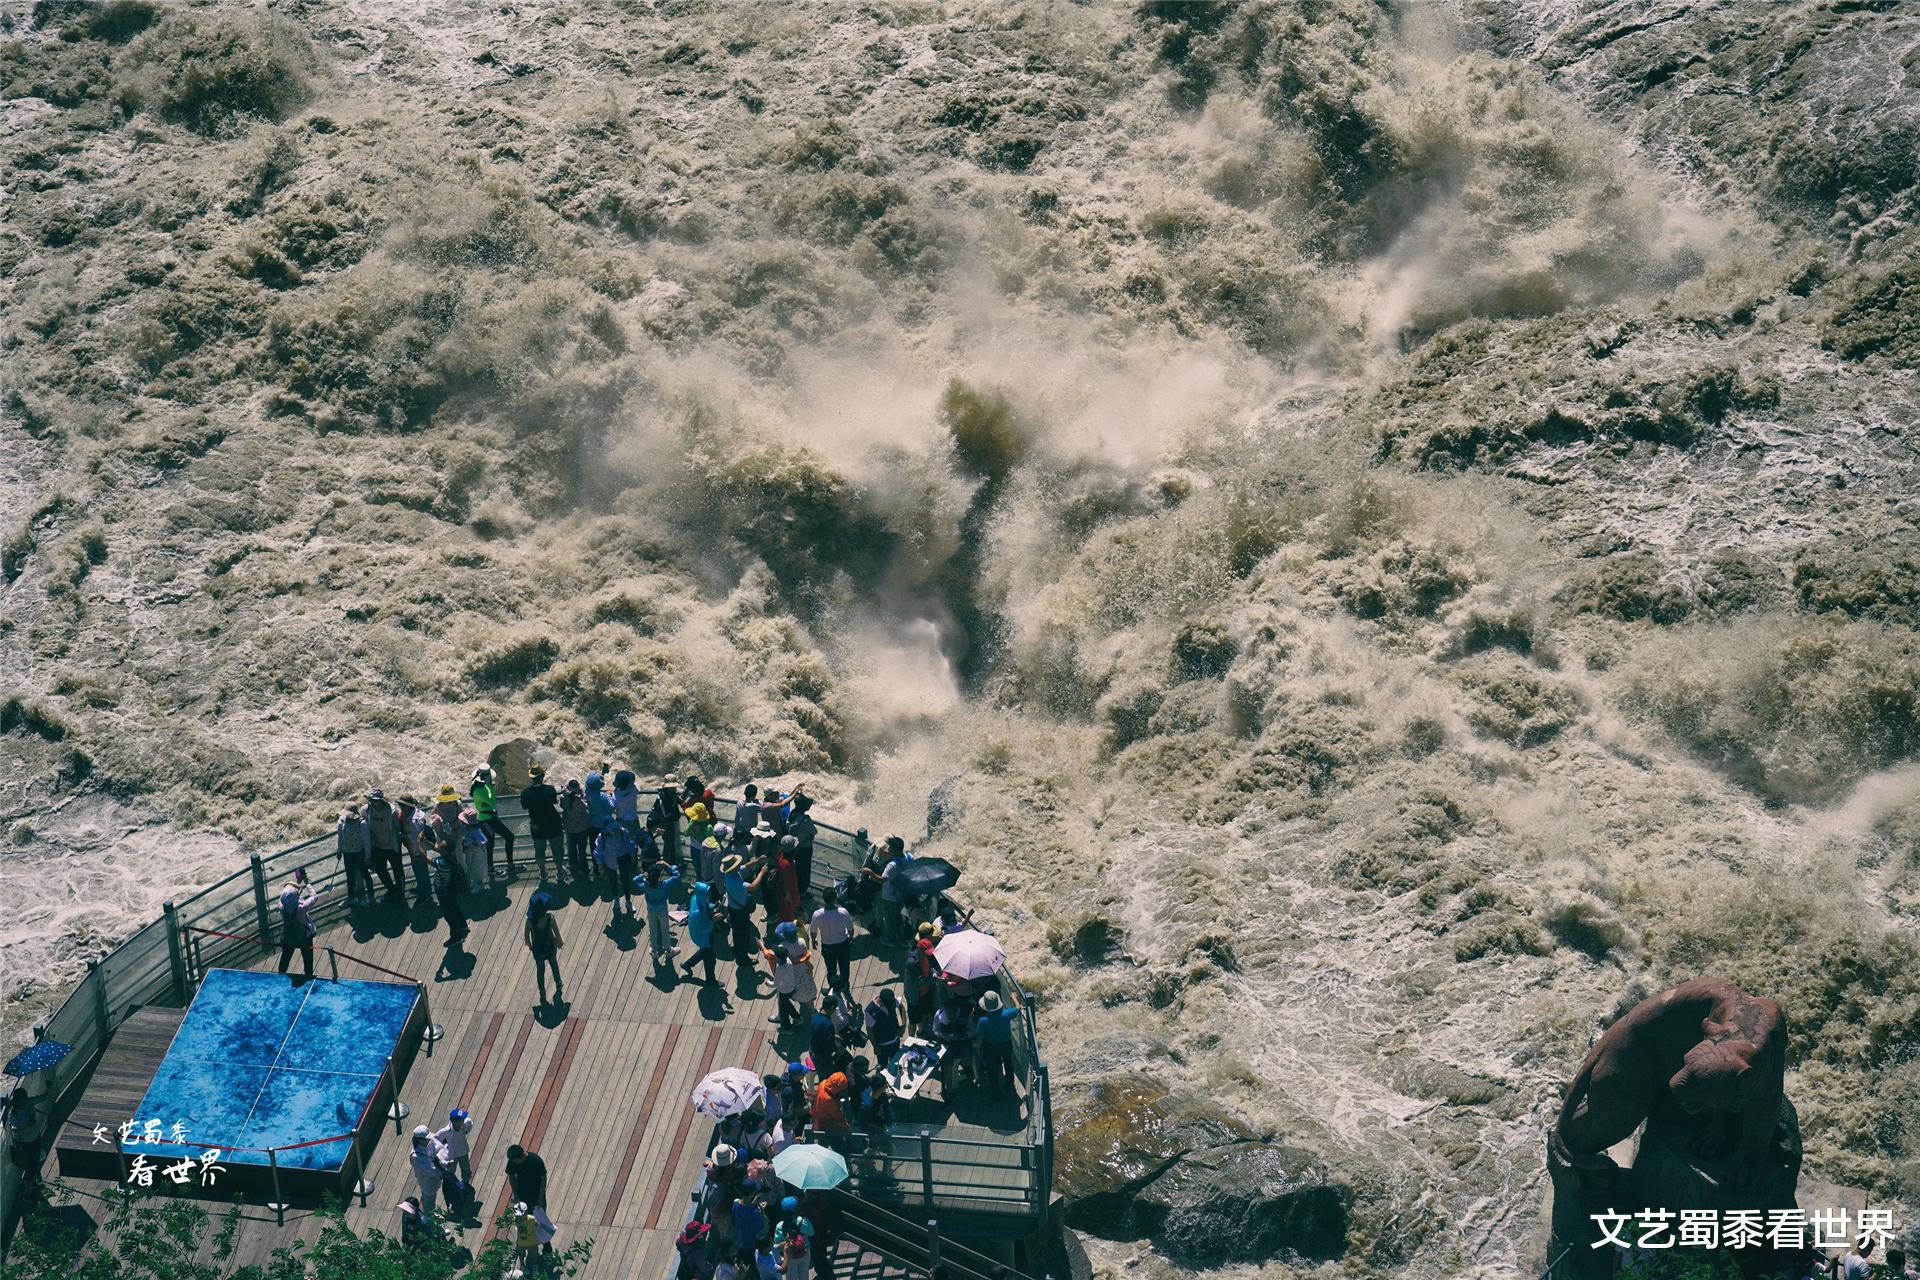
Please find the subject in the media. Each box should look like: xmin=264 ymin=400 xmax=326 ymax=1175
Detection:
xmin=118 ymin=11 xmax=318 ymax=135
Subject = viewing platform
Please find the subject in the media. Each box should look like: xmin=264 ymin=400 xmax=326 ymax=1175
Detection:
xmin=0 ymin=793 xmax=1056 ymax=1279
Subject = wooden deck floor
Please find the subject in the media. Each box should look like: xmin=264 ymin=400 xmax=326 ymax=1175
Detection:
xmin=38 ymin=871 xmax=919 ymax=1278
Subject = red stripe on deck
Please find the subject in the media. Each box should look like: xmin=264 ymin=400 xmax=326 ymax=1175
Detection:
xmin=598 ymin=1024 xmax=681 ymax=1227
xmin=491 ymin=1016 xmax=586 ymax=1223
xmin=645 ymin=1024 xmax=728 ymax=1230
xmin=470 ymin=1013 xmax=536 ymax=1169
xmin=459 ymin=1011 xmax=506 ymax=1109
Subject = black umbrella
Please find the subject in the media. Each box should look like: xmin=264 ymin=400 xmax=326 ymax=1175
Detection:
xmin=892 ymin=857 xmax=960 ymax=897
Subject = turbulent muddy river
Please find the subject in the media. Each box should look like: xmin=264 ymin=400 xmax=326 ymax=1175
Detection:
xmin=5 ymin=1 xmax=1920 ymax=1274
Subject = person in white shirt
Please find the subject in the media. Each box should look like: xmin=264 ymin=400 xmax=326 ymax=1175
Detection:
xmin=809 ymin=890 xmax=856 ymax=991
xmin=1841 ymin=1242 xmax=1877 ymax=1280
xmin=434 ymin=1107 xmax=474 ymax=1186
xmin=408 ymin=1125 xmax=448 ymax=1215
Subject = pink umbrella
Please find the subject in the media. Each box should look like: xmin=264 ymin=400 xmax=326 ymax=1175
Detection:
xmin=932 ymin=929 xmax=1005 ymax=980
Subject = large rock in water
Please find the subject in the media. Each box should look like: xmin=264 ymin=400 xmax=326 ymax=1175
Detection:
xmin=487 ymin=738 xmax=539 ymax=790
xmin=1054 ymin=1076 xmax=1350 ymax=1265
xmin=1134 ymin=1141 xmax=1350 ymax=1266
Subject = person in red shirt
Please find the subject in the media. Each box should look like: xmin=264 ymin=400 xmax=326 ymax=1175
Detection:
xmin=775 ymin=837 xmax=803 ymax=922
xmin=906 ymin=924 xmax=941 ymax=1035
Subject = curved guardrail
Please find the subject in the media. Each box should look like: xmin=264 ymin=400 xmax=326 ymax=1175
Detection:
xmin=0 ymin=787 xmax=1053 ymax=1248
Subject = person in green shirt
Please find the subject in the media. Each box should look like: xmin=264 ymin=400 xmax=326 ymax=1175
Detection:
xmin=471 ymin=766 xmax=517 ymax=877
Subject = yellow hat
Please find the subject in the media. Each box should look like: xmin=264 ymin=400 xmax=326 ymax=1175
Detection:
xmin=687 ymin=803 xmax=710 ymax=822
xmin=437 ymin=785 xmax=458 ymax=802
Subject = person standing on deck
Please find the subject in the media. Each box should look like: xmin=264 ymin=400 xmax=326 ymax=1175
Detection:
xmin=525 ymin=891 xmax=564 ymax=1008
xmin=787 ymin=795 xmax=818 ymax=903
xmin=864 ymin=837 xmax=909 ymax=944
xmin=699 ymin=825 xmax=729 ymax=887
xmin=364 ymin=789 xmax=405 ymax=897
xmin=432 ymin=840 xmax=469 ymax=945
xmin=338 ymin=802 xmax=373 ymax=906
xmin=560 ymin=778 xmax=592 ymax=881
xmin=613 ymin=768 xmax=645 ymax=841
xmin=470 ymin=767 xmax=516 ymax=876
xmin=772 ymin=837 xmax=803 ymax=925
xmin=504 ymin=1145 xmax=555 ymax=1265
xmin=395 ymin=795 xmax=435 ymax=905
xmin=435 ymin=1107 xmax=474 ymax=1190
xmin=276 ymin=869 xmax=317 ymax=979
xmin=459 ymin=807 xmax=492 ymax=891
xmin=640 ymin=860 xmax=682 ymax=962
xmin=808 ymin=890 xmax=854 ymax=993
xmin=433 ymin=784 xmax=464 ymax=840
xmin=732 ymin=785 xmax=762 ymax=852
xmin=974 ymin=988 xmax=1022 ymax=1103
xmin=594 ymin=821 xmax=636 ymax=918
xmin=765 ymin=943 xmax=810 ymax=1029
xmin=520 ymin=764 xmax=563 ymax=881
xmin=863 ymin=988 xmax=903 ymax=1070
xmin=682 ymin=880 xmax=721 ymax=985
xmin=724 ymin=854 xmax=769 ymax=981
xmin=409 ymin=1125 xmax=447 ymax=1216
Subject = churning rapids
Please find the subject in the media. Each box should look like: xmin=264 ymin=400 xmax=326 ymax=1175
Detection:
xmin=5 ymin=1 xmax=1920 ymax=1275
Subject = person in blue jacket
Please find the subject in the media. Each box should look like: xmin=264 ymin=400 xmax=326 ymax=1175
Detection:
xmin=638 ymin=860 xmax=682 ymax=962
xmin=681 ymin=881 xmax=721 ymax=985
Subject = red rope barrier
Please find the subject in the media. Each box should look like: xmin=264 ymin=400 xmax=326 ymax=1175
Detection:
xmin=182 ymin=925 xmax=272 ymax=946
xmin=330 ymin=949 xmax=420 ymax=985
xmin=181 ymin=925 xmax=420 ymax=986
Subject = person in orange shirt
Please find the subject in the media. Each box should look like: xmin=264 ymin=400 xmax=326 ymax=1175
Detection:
xmin=810 ymin=1070 xmax=853 ymax=1149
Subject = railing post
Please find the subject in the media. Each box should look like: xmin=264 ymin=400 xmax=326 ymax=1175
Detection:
xmin=383 ymin=1054 xmax=407 ymax=1130
xmin=250 ymin=853 xmax=272 ymax=944
xmin=927 ymin=1219 xmax=941 ymax=1270
xmin=326 ymin=946 xmax=339 ymax=984
xmin=919 ymin=1131 xmax=934 ymax=1205
xmin=86 ymin=956 xmax=110 ymax=1044
xmin=349 ymin=1133 xmax=374 ymax=1206
xmin=163 ymin=902 xmax=189 ymax=1002
xmin=267 ymin=1145 xmax=287 ymax=1225
xmin=419 ymin=984 xmax=444 ymax=1057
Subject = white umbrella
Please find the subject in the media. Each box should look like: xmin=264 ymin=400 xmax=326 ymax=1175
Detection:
xmin=933 ymin=930 xmax=1005 ymax=980
xmin=691 ymin=1067 xmax=765 ymax=1118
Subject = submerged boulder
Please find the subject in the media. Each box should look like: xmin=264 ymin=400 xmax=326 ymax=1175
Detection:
xmin=1054 ymin=1076 xmax=1350 ymax=1264
xmin=1135 ymin=1140 xmax=1350 ymax=1265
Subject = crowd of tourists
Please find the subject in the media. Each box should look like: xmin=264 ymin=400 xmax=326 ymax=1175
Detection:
xmin=314 ymin=765 xmax=1024 ymax=1273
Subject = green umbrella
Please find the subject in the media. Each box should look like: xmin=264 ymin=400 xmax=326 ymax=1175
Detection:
xmin=772 ymin=1142 xmax=849 ymax=1190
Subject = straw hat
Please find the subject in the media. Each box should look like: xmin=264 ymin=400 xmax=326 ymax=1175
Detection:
xmin=711 ymin=1144 xmax=736 ymax=1167
xmin=721 ymin=854 xmax=744 ymax=874
xmin=751 ymin=822 xmax=775 ymax=839
xmin=979 ymin=991 xmax=1003 ymax=1012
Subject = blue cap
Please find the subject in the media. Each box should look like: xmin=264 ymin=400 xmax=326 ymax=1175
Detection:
xmin=787 ymin=1061 xmax=808 ymax=1075
xmin=781 ymin=1196 xmax=799 ymax=1212
xmin=775 ymin=921 xmax=798 ymax=940
xmin=451 ymin=1108 xmax=469 ymax=1124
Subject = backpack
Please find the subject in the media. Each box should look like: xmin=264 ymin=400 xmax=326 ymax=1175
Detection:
xmin=366 ymin=800 xmax=396 ymax=846
xmin=338 ymin=817 xmax=366 ymax=853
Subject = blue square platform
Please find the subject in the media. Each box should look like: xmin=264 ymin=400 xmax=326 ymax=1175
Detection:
xmin=123 ymin=969 xmax=422 ymax=1184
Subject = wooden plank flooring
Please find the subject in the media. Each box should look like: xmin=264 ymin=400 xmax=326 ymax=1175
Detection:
xmin=39 ymin=870 xmax=921 ymax=1278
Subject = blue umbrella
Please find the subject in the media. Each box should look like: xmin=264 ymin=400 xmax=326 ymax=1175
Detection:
xmin=4 ymin=1039 xmax=72 ymax=1078
xmin=772 ymin=1142 xmax=850 ymax=1190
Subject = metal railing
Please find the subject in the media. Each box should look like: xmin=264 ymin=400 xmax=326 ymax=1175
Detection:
xmin=1 ymin=786 xmax=1053 ymax=1252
